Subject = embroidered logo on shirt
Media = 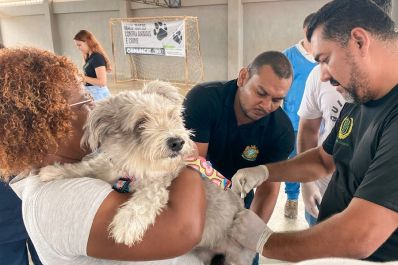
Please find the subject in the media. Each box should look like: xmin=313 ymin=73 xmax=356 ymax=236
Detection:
xmin=338 ymin=116 xmax=353 ymax=140
xmin=241 ymin=145 xmax=259 ymax=161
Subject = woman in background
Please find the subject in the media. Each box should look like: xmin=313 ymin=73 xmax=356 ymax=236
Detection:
xmin=74 ymin=29 xmax=111 ymax=100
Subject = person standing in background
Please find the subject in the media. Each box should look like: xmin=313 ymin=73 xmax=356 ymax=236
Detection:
xmin=297 ymin=65 xmax=345 ymax=226
xmin=74 ymin=30 xmax=112 ymax=101
xmin=282 ymin=13 xmax=317 ymax=219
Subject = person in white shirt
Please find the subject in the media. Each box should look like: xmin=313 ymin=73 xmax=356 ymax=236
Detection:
xmin=297 ymin=64 xmax=345 ymax=225
xmin=0 ymin=47 xmax=205 ymax=265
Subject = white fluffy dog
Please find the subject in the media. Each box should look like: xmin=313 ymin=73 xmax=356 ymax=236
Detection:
xmin=39 ymin=81 xmax=255 ymax=265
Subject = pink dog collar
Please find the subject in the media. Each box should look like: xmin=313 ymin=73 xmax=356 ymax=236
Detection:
xmin=185 ymin=156 xmax=231 ymax=190
xmin=112 ymin=157 xmax=231 ymax=193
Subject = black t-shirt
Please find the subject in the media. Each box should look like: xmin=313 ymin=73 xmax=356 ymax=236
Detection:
xmin=321 ymin=85 xmax=398 ymax=261
xmin=183 ymin=80 xmax=294 ymax=179
xmin=83 ymin=52 xmax=106 ymax=86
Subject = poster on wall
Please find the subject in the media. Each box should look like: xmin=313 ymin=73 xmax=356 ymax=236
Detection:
xmin=121 ymin=20 xmax=185 ymax=57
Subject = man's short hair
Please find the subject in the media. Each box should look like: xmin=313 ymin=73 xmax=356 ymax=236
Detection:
xmin=306 ymin=0 xmax=396 ymax=45
xmin=372 ymin=0 xmax=392 ymax=15
xmin=247 ymin=51 xmax=292 ymax=79
xmin=303 ymin=12 xmax=316 ymax=29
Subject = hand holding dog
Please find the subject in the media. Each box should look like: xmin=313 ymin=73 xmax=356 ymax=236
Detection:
xmin=230 ymin=209 xmax=273 ymax=253
xmin=231 ymin=165 xmax=269 ymax=198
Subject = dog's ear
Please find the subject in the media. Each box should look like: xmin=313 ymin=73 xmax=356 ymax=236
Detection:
xmin=81 ymin=97 xmax=120 ymax=151
xmin=142 ymin=80 xmax=184 ymax=104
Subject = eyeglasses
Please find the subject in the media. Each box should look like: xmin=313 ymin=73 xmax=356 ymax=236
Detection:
xmin=69 ymin=98 xmax=93 ymax=107
xmin=69 ymin=93 xmax=94 ymax=108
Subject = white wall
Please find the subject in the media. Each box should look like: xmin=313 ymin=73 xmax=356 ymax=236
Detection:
xmin=243 ymin=0 xmax=329 ymax=66
xmin=393 ymin=0 xmax=398 ymax=24
xmin=1 ymin=14 xmax=53 ymax=50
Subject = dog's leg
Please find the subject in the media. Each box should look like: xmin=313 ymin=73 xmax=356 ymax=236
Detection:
xmin=191 ymin=247 xmax=220 ymax=265
xmin=39 ymin=160 xmax=95 ymax=182
xmin=224 ymin=245 xmax=256 ymax=265
xmin=224 ymin=223 xmax=256 ymax=265
xmin=39 ymin=155 xmax=110 ymax=182
xmin=213 ymin=235 xmax=255 ymax=265
xmin=109 ymin=186 xmax=169 ymax=246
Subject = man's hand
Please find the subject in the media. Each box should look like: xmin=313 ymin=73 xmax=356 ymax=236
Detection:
xmin=231 ymin=165 xmax=269 ymax=198
xmin=301 ymin=181 xmax=322 ymax=218
xmin=230 ymin=209 xmax=273 ymax=253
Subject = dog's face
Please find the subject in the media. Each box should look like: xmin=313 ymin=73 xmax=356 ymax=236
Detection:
xmin=82 ymin=81 xmax=194 ymax=178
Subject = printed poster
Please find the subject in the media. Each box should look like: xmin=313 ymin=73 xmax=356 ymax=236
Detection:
xmin=121 ymin=20 xmax=185 ymax=57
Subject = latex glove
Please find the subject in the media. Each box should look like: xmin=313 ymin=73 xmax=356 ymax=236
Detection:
xmin=301 ymin=181 xmax=322 ymax=218
xmin=230 ymin=209 xmax=273 ymax=253
xmin=231 ymin=165 xmax=269 ymax=198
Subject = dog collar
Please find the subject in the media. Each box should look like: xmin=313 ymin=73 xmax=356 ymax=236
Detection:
xmin=112 ymin=157 xmax=232 ymax=193
xmin=185 ymin=156 xmax=231 ymax=190
xmin=112 ymin=174 xmax=135 ymax=193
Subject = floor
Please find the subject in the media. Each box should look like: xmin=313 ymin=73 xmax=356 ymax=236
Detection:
xmin=260 ymin=184 xmax=308 ymax=265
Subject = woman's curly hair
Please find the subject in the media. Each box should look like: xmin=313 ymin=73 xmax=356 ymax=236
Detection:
xmin=0 ymin=47 xmax=82 ymax=180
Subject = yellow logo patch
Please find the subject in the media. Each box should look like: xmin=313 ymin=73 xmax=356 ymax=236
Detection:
xmin=241 ymin=145 xmax=259 ymax=161
xmin=338 ymin=116 xmax=353 ymax=140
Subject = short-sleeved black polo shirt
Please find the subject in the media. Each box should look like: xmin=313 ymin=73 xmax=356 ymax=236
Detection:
xmin=183 ymin=79 xmax=295 ymax=179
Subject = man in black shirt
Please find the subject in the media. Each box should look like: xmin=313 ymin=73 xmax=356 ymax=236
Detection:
xmin=230 ymin=0 xmax=398 ymax=262
xmin=184 ymin=51 xmax=294 ymax=221
xmin=184 ymin=51 xmax=294 ymax=265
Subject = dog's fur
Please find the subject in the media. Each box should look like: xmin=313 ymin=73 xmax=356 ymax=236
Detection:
xmin=39 ymin=81 xmax=255 ymax=265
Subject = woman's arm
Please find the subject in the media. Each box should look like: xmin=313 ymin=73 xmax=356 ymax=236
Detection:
xmin=84 ymin=66 xmax=107 ymax=87
xmin=87 ymin=166 xmax=206 ymax=261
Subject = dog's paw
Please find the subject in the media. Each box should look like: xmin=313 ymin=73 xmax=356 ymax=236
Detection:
xmin=153 ymin=22 xmax=168 ymax=41
xmin=109 ymin=207 xmax=150 ymax=246
xmin=172 ymin=30 xmax=182 ymax=44
xmin=39 ymin=164 xmax=67 ymax=182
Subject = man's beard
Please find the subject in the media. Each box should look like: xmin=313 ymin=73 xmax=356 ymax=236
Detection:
xmin=240 ymin=102 xmax=267 ymax=123
xmin=341 ymin=57 xmax=372 ymax=104
xmin=345 ymin=71 xmax=372 ymax=104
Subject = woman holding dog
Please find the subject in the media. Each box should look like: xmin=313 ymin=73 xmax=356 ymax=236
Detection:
xmin=0 ymin=47 xmax=206 ymax=265
xmin=74 ymin=29 xmax=112 ymax=101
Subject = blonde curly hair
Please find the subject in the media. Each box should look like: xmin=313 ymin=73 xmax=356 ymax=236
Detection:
xmin=0 ymin=47 xmax=83 ymax=180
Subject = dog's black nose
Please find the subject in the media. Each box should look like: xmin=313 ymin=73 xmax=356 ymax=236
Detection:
xmin=167 ymin=137 xmax=185 ymax=152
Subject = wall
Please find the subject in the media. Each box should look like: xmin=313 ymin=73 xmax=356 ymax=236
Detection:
xmin=0 ymin=0 xmax=397 ymax=83
xmin=1 ymin=14 xmax=52 ymax=50
xmin=393 ymin=0 xmax=398 ymax=24
xmin=243 ymin=0 xmax=329 ymax=66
